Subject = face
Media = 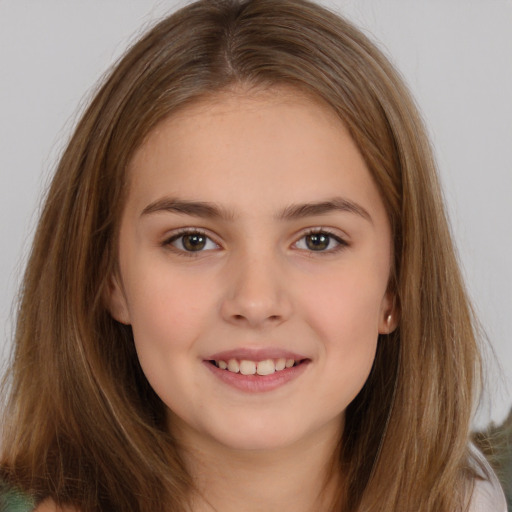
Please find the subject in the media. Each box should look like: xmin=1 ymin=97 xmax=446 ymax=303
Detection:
xmin=108 ymin=88 xmax=395 ymax=453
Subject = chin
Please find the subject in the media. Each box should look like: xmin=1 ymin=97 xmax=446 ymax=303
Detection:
xmin=203 ymin=412 xmax=337 ymax=454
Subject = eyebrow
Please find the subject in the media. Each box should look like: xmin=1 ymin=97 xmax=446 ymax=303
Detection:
xmin=278 ymin=197 xmax=372 ymax=223
xmin=141 ymin=198 xmax=235 ymax=220
xmin=141 ymin=196 xmax=372 ymax=223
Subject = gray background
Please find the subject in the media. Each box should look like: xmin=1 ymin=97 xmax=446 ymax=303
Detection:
xmin=1 ymin=0 xmax=511 ymax=428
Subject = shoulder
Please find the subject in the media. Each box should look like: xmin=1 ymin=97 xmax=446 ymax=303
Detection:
xmin=467 ymin=445 xmax=508 ymax=512
xmin=33 ymin=501 xmax=77 ymax=512
xmin=467 ymin=478 xmax=507 ymax=512
xmin=33 ymin=500 xmax=79 ymax=512
xmin=33 ymin=501 xmax=57 ymax=512
xmin=34 ymin=501 xmax=79 ymax=512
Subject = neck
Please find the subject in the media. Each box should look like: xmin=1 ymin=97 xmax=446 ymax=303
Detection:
xmin=174 ymin=420 xmax=343 ymax=512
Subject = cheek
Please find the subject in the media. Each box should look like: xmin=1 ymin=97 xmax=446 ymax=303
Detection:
xmin=299 ymin=259 xmax=387 ymax=388
xmin=302 ymin=259 xmax=388 ymax=336
xmin=123 ymin=269 xmax=218 ymax=412
xmin=306 ymin=287 xmax=381 ymax=413
xmin=124 ymin=265 xmax=218 ymax=357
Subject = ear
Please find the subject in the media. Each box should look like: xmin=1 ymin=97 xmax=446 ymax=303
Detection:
xmin=103 ymin=273 xmax=131 ymax=325
xmin=378 ymin=291 xmax=399 ymax=334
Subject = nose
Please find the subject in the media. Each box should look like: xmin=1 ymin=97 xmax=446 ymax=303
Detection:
xmin=220 ymin=252 xmax=292 ymax=329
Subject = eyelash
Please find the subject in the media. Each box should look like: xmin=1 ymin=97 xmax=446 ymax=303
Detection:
xmin=162 ymin=228 xmax=348 ymax=257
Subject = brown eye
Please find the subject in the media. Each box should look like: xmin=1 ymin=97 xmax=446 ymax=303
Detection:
xmin=294 ymin=231 xmax=346 ymax=253
xmin=182 ymin=233 xmax=207 ymax=251
xmin=305 ymin=233 xmax=330 ymax=251
xmin=167 ymin=231 xmax=219 ymax=253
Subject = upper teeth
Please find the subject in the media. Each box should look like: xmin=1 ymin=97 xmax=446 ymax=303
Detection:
xmin=215 ymin=358 xmax=297 ymax=375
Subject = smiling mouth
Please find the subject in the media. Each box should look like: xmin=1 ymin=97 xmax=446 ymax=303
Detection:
xmin=208 ymin=358 xmax=307 ymax=376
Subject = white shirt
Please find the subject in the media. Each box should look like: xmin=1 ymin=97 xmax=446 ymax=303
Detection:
xmin=469 ymin=478 xmax=507 ymax=511
xmin=468 ymin=446 xmax=508 ymax=511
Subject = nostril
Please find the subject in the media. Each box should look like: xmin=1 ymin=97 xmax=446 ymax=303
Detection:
xmin=232 ymin=314 xmax=281 ymax=322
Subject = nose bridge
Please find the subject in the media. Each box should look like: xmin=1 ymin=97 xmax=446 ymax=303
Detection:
xmin=221 ymin=244 xmax=291 ymax=327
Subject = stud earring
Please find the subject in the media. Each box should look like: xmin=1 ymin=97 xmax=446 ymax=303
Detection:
xmin=386 ymin=314 xmax=392 ymax=333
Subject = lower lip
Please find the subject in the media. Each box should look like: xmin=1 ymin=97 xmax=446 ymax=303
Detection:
xmin=204 ymin=360 xmax=310 ymax=393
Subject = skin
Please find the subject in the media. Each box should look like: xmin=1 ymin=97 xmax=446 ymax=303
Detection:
xmin=34 ymin=503 xmax=77 ymax=512
xmin=107 ymin=87 xmax=396 ymax=511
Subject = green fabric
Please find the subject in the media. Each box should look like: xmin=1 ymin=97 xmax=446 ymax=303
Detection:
xmin=0 ymin=482 xmax=35 ymax=512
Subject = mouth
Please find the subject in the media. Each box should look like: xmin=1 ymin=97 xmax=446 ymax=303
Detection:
xmin=204 ymin=349 xmax=310 ymax=392
xmin=208 ymin=357 xmax=307 ymax=376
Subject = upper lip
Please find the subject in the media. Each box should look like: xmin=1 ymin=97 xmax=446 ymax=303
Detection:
xmin=206 ymin=348 xmax=308 ymax=362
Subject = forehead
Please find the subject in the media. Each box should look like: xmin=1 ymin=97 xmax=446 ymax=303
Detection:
xmin=132 ymin=86 xmax=346 ymax=164
xmin=125 ymin=86 xmax=384 ymax=221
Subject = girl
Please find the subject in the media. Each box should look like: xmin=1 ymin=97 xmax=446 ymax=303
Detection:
xmin=0 ymin=0 xmax=506 ymax=510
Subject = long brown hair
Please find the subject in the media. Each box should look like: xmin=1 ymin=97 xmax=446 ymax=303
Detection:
xmin=1 ymin=1 xmax=482 ymax=510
